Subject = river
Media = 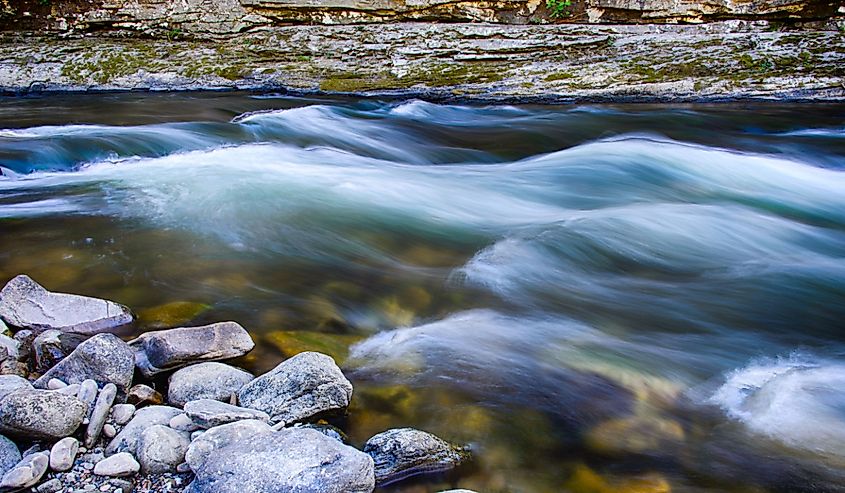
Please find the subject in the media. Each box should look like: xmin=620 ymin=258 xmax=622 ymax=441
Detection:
xmin=1 ymin=93 xmax=844 ymax=492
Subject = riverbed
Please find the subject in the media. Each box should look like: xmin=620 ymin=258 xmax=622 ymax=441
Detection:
xmin=1 ymin=93 xmax=844 ymax=493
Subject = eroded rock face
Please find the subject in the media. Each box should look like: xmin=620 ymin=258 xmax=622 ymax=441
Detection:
xmin=183 ymin=399 xmax=269 ymax=429
xmin=0 ymin=390 xmax=86 ymax=440
xmin=238 ymin=351 xmax=352 ymax=424
xmin=129 ymin=322 xmax=254 ymax=377
xmin=0 ymin=0 xmax=837 ymax=35
xmin=0 ymin=275 xmax=133 ymax=335
xmin=364 ymin=428 xmax=468 ymax=485
xmin=167 ymin=362 xmax=254 ymax=407
xmin=186 ymin=428 xmax=375 ymax=493
xmin=34 ymin=334 xmax=135 ymax=394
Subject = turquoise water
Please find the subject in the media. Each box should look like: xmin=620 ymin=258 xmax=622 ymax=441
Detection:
xmin=1 ymin=93 xmax=845 ymax=492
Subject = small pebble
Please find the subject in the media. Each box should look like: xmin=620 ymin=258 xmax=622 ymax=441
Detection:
xmin=82 ymin=462 xmax=94 ymax=470
xmin=47 ymin=378 xmax=68 ymax=389
xmin=103 ymin=423 xmax=117 ymax=438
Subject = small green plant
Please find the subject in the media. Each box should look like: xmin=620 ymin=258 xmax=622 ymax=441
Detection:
xmin=165 ymin=28 xmax=182 ymax=41
xmin=37 ymin=0 xmax=50 ymax=6
xmin=546 ymin=0 xmax=572 ymax=18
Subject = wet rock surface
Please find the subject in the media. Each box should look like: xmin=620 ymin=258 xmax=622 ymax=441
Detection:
xmin=238 ymin=351 xmax=352 ymax=424
xmin=0 ymin=275 xmax=133 ymax=335
xmin=364 ymin=428 xmax=467 ymax=484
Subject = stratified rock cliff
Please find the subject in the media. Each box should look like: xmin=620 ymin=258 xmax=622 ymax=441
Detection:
xmin=1 ymin=0 xmax=842 ymax=35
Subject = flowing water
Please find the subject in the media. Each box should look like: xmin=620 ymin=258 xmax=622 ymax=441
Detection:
xmin=2 ymin=93 xmax=845 ymax=493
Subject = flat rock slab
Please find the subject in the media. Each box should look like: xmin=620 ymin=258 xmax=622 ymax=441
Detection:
xmin=184 ymin=399 xmax=269 ymax=429
xmin=168 ymin=362 xmax=254 ymax=407
xmin=0 ymin=389 xmax=86 ymax=439
xmin=238 ymin=351 xmax=352 ymax=424
xmin=129 ymin=322 xmax=254 ymax=377
xmin=186 ymin=427 xmax=374 ymax=493
xmin=0 ymin=275 xmax=133 ymax=335
xmin=34 ymin=334 xmax=135 ymax=393
xmin=364 ymin=428 xmax=467 ymax=485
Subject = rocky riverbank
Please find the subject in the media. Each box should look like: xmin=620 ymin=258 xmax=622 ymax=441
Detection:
xmin=0 ymin=274 xmax=470 ymax=493
xmin=1 ymin=21 xmax=844 ymax=101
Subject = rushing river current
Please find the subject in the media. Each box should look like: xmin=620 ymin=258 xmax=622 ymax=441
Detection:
xmin=1 ymin=93 xmax=845 ymax=493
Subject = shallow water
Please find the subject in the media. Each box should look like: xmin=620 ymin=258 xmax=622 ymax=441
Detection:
xmin=2 ymin=93 xmax=845 ymax=492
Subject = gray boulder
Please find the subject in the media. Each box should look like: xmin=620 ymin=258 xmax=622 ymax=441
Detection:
xmin=0 ymin=275 xmax=133 ymax=334
xmin=238 ymin=352 xmax=352 ymax=424
xmin=129 ymin=322 xmax=254 ymax=377
xmin=33 ymin=334 xmax=135 ymax=394
xmin=167 ymin=362 xmax=254 ymax=407
xmin=0 ymin=375 xmax=32 ymax=402
xmin=363 ymin=428 xmax=468 ymax=484
xmin=0 ymin=452 xmax=49 ymax=490
xmin=186 ymin=428 xmax=374 ymax=493
xmin=136 ymin=425 xmax=191 ymax=474
xmin=184 ymin=399 xmax=269 ymax=429
xmin=0 ymin=435 xmax=20 ymax=477
xmin=0 ymin=390 xmax=86 ymax=439
xmin=105 ymin=405 xmax=182 ymax=456
xmin=184 ymin=419 xmax=272 ymax=472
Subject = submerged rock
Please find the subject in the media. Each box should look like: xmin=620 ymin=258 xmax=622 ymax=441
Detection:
xmin=184 ymin=399 xmax=269 ymax=429
xmin=105 ymin=405 xmax=182 ymax=456
xmin=0 ymin=389 xmax=86 ymax=439
xmin=184 ymin=419 xmax=273 ymax=472
xmin=137 ymin=301 xmax=211 ymax=329
xmin=167 ymin=362 xmax=254 ymax=407
xmin=0 ymin=434 xmax=20 ymax=477
xmin=363 ymin=428 xmax=467 ymax=485
xmin=186 ymin=427 xmax=374 ymax=493
xmin=238 ymin=351 xmax=352 ymax=424
xmin=33 ymin=334 xmax=135 ymax=394
xmin=130 ymin=322 xmax=254 ymax=377
xmin=0 ymin=275 xmax=133 ymax=334
xmin=136 ymin=425 xmax=190 ymax=474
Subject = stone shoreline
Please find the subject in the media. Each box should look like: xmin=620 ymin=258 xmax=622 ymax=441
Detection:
xmin=0 ymin=274 xmax=470 ymax=493
xmin=2 ymin=21 xmax=844 ymax=102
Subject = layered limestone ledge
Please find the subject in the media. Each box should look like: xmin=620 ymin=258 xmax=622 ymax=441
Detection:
xmin=0 ymin=0 xmax=842 ymax=34
xmin=0 ymin=22 xmax=843 ymax=101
